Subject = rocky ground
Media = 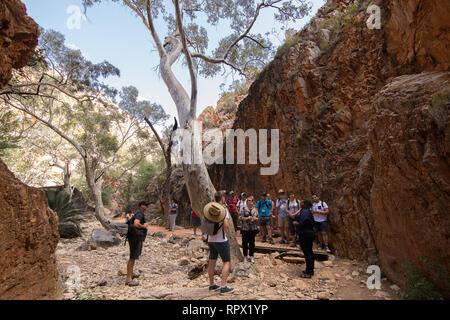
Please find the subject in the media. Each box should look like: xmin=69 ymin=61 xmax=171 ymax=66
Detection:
xmin=57 ymin=216 xmax=403 ymax=300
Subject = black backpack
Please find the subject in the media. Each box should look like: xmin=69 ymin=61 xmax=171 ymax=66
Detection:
xmin=124 ymin=215 xmax=146 ymax=245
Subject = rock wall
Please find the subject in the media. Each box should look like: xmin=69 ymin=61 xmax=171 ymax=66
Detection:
xmin=210 ymin=0 xmax=449 ymax=294
xmin=0 ymin=1 xmax=60 ymax=300
xmin=0 ymin=159 xmax=60 ymax=299
xmin=0 ymin=0 xmax=40 ymax=88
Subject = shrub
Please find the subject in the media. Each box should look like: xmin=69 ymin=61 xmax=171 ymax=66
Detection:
xmin=46 ymin=190 xmax=86 ymax=238
xmin=402 ymin=262 xmax=443 ymax=300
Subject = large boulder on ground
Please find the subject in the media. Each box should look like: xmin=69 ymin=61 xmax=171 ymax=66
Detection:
xmin=90 ymin=229 xmax=122 ymax=248
xmin=0 ymin=159 xmax=60 ymax=299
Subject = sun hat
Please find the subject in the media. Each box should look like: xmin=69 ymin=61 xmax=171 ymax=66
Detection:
xmin=278 ymin=189 xmax=285 ymax=194
xmin=203 ymin=202 xmax=226 ymax=223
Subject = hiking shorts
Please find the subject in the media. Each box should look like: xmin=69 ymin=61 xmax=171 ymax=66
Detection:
xmin=208 ymin=241 xmax=231 ymax=262
xmin=129 ymin=238 xmax=143 ymax=260
xmin=278 ymin=216 xmax=290 ymax=228
xmin=259 ymin=216 xmax=272 ymax=227
xmin=314 ymin=221 xmax=327 ymax=232
xmin=192 ymin=217 xmax=201 ymax=227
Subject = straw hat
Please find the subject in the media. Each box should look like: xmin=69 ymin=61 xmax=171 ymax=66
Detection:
xmin=203 ymin=202 xmax=226 ymax=223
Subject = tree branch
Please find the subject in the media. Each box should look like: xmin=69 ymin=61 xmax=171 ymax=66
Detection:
xmin=174 ymin=0 xmax=198 ymax=120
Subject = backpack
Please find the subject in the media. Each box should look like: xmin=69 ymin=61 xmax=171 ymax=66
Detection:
xmin=287 ymin=199 xmax=300 ymax=211
xmin=124 ymin=214 xmax=146 ymax=245
xmin=256 ymin=199 xmax=272 ymax=215
xmin=201 ymin=216 xmax=225 ymax=238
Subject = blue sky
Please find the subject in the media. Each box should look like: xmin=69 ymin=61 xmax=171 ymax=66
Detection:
xmin=22 ymin=0 xmax=324 ymax=120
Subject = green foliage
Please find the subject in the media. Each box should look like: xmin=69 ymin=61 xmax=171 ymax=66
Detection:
xmin=130 ymin=160 xmax=159 ymax=201
xmin=275 ymin=33 xmax=303 ymax=59
xmin=402 ymin=262 xmax=444 ymax=300
xmin=348 ymin=4 xmax=359 ymax=15
xmin=431 ymin=90 xmax=450 ymax=110
xmin=46 ymin=190 xmax=86 ymax=238
xmin=83 ymin=0 xmax=311 ymax=80
xmin=101 ymin=182 xmax=113 ymax=206
xmin=0 ymin=110 xmax=21 ymax=156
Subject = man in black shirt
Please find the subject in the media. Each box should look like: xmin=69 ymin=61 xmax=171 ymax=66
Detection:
xmin=125 ymin=201 xmax=149 ymax=286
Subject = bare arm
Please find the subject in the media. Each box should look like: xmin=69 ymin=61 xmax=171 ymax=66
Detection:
xmin=134 ymin=219 xmax=148 ymax=229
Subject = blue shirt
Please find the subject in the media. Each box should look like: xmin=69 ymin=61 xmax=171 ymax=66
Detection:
xmin=256 ymin=199 xmax=272 ymax=217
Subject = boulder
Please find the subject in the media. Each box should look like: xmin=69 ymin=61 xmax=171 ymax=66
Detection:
xmin=90 ymin=229 xmax=122 ymax=248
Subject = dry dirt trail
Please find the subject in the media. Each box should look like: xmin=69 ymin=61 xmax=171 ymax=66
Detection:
xmin=56 ymin=216 xmax=402 ymax=300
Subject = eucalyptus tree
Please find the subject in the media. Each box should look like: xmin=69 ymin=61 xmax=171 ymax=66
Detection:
xmin=118 ymin=86 xmax=177 ymax=226
xmin=83 ymin=0 xmax=311 ymax=260
xmin=0 ymin=29 xmax=153 ymax=230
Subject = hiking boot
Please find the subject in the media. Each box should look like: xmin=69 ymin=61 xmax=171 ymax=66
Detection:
xmin=209 ymin=284 xmax=221 ymax=291
xmin=220 ymin=286 xmax=235 ymax=294
xmin=125 ymin=280 xmax=139 ymax=287
xmin=269 ymin=238 xmax=275 ymax=245
xmin=243 ymin=257 xmax=248 ymax=263
xmin=250 ymin=257 xmax=255 ymax=264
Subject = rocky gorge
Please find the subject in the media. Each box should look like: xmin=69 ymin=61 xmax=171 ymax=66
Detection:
xmin=208 ymin=0 xmax=450 ymax=296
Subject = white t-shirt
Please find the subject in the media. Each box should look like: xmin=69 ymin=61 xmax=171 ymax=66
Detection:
xmin=208 ymin=209 xmax=230 ymax=243
xmin=312 ymin=201 xmax=328 ymax=222
xmin=238 ymin=199 xmax=247 ymax=214
xmin=288 ymin=199 xmax=300 ymax=214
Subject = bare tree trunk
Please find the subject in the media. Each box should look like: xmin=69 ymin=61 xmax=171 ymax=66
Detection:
xmin=163 ymin=167 xmax=171 ymax=229
xmin=183 ymin=159 xmax=243 ymax=265
xmin=63 ymin=162 xmax=71 ymax=196
xmin=84 ymin=158 xmax=111 ymax=231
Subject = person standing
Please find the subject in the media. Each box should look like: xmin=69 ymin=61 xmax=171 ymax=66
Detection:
xmin=312 ymin=194 xmax=331 ymax=252
xmin=226 ymin=191 xmax=239 ymax=231
xmin=287 ymin=191 xmax=301 ymax=247
xmin=293 ymin=200 xmax=315 ymax=278
xmin=169 ymin=199 xmax=178 ymax=231
xmin=267 ymin=193 xmax=278 ymax=231
xmin=125 ymin=201 xmax=149 ymax=286
xmin=192 ymin=210 xmax=202 ymax=236
xmin=237 ymin=192 xmax=248 ymax=215
xmin=239 ymin=196 xmax=259 ymax=263
xmin=256 ymin=192 xmax=275 ymax=244
xmin=205 ymin=192 xmax=234 ymax=294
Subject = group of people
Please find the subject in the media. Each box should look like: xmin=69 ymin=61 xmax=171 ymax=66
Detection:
xmin=122 ymin=189 xmax=331 ymax=291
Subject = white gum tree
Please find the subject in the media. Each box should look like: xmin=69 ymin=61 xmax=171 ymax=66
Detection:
xmin=84 ymin=0 xmax=311 ymax=262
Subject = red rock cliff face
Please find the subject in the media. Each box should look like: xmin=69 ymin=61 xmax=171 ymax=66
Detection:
xmin=0 ymin=1 xmax=60 ymax=299
xmin=0 ymin=0 xmax=40 ymax=88
xmin=0 ymin=159 xmax=60 ymax=299
xmin=210 ymin=0 xmax=449 ymax=294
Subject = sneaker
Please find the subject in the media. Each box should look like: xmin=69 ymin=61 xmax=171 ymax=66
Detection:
xmin=194 ymin=232 xmax=197 ymax=236
xmin=125 ymin=280 xmax=139 ymax=287
xmin=289 ymin=242 xmax=296 ymax=247
xmin=262 ymin=236 xmax=267 ymax=243
xmin=325 ymin=246 xmax=332 ymax=253
xmin=209 ymin=284 xmax=221 ymax=291
xmin=220 ymin=286 xmax=235 ymax=294
xmin=250 ymin=257 xmax=255 ymax=264
xmin=243 ymin=257 xmax=248 ymax=263
xmin=269 ymin=238 xmax=275 ymax=245
xmin=280 ymin=239 xmax=286 ymax=244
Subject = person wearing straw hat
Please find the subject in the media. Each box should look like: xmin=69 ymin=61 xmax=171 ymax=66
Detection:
xmin=204 ymin=191 xmax=235 ymax=294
